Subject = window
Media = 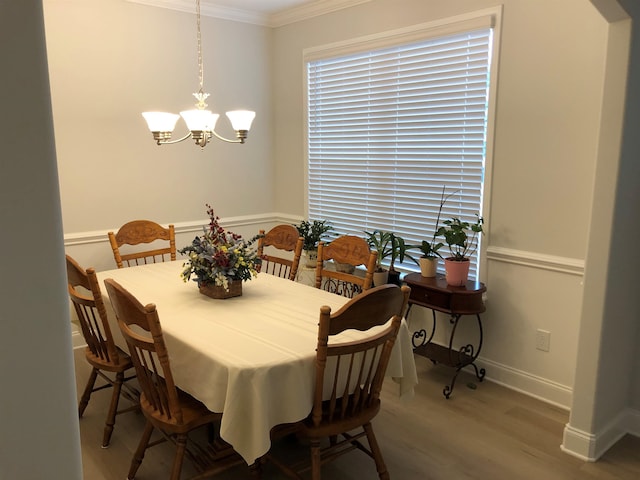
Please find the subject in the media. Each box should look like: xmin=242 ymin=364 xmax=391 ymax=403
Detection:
xmin=304 ymin=12 xmax=498 ymax=279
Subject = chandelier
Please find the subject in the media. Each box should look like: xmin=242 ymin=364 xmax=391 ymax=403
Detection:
xmin=141 ymin=0 xmax=255 ymax=148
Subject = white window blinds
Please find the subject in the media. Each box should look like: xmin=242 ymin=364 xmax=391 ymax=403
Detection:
xmin=306 ymin=27 xmax=492 ymax=278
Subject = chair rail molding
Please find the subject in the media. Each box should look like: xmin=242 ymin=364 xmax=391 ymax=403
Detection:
xmin=64 ymin=212 xmax=294 ymax=247
xmin=486 ymin=246 xmax=584 ymax=276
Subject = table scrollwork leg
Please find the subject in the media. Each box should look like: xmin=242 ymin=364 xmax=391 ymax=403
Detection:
xmin=410 ymin=307 xmax=436 ymax=349
xmin=412 ymin=329 xmax=427 ymax=348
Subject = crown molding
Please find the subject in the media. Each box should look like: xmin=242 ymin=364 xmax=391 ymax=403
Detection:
xmin=126 ymin=0 xmax=267 ymax=24
xmin=269 ymin=0 xmax=372 ymax=27
xmin=126 ymin=0 xmax=371 ymax=27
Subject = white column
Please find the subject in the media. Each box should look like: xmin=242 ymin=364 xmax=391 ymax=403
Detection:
xmin=0 ymin=1 xmax=82 ymax=477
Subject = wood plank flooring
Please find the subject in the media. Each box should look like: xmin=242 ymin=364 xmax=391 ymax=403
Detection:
xmin=75 ymin=349 xmax=640 ymax=479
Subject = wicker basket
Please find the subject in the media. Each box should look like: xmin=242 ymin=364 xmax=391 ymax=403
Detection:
xmin=199 ymin=280 xmax=243 ymax=299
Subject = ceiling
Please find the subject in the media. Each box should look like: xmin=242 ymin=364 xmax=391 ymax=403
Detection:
xmin=127 ymin=0 xmax=371 ymax=27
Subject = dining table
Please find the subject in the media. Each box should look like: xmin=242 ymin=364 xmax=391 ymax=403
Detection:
xmin=95 ymin=261 xmax=418 ymax=465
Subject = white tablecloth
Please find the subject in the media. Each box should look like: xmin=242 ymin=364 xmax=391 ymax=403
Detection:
xmin=96 ymin=261 xmax=417 ymax=464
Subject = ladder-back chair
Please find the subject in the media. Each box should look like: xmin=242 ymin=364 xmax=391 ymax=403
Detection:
xmin=103 ymin=278 xmax=246 ymax=480
xmin=257 ymin=224 xmax=303 ymax=280
xmin=268 ymin=283 xmax=410 ymax=480
xmin=65 ymin=255 xmax=138 ymax=448
xmin=108 ymin=220 xmax=176 ymax=268
xmin=315 ymin=235 xmax=377 ymax=298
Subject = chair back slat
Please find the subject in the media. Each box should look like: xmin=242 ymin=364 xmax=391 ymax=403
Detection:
xmin=66 ymin=255 xmax=120 ymax=365
xmin=257 ymin=225 xmax=303 ymax=280
xmin=312 ymin=284 xmax=410 ymax=428
xmin=104 ymin=278 xmax=185 ymax=425
xmin=315 ymin=236 xmax=377 ymax=298
xmin=108 ymin=220 xmax=176 ymax=269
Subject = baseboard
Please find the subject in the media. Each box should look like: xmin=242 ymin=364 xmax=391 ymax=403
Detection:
xmin=562 ymin=408 xmax=640 ymax=461
xmin=476 ymin=357 xmax=572 ymax=410
xmin=71 ymin=330 xmax=86 ymax=349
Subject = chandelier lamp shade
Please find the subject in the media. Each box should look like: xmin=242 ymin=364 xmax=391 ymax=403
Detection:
xmin=142 ymin=0 xmax=255 ymax=148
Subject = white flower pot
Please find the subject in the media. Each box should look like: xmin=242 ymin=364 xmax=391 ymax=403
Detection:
xmin=304 ymin=249 xmax=318 ymax=268
xmin=419 ymin=257 xmax=438 ymax=278
xmin=373 ymin=270 xmax=389 ymax=286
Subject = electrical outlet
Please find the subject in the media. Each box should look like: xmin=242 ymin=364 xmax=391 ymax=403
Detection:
xmin=536 ymin=329 xmax=551 ymax=352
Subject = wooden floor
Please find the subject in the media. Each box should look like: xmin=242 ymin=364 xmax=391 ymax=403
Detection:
xmin=75 ymin=349 xmax=640 ymax=479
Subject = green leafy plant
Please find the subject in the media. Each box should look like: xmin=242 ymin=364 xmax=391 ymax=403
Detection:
xmin=416 ymin=239 xmax=444 ymax=259
xmin=365 ymin=230 xmax=416 ymax=273
xmin=364 ymin=230 xmax=393 ymax=272
xmin=415 ymin=186 xmax=459 ymax=260
xmin=294 ymin=219 xmax=333 ymax=251
xmin=436 ymin=215 xmax=484 ymax=261
xmin=388 ymin=234 xmax=417 ymax=273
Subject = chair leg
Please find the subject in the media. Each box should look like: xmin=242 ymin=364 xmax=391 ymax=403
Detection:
xmin=128 ymin=420 xmax=154 ymax=480
xmin=102 ymin=370 xmax=124 ymax=448
xmin=363 ymin=423 xmax=389 ymax=480
xmin=78 ymin=367 xmax=99 ymax=418
xmin=170 ymin=433 xmax=188 ymax=480
xmin=310 ymin=438 xmax=322 ymax=480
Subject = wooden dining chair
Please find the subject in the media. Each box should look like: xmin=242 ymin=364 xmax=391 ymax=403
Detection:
xmin=257 ymin=224 xmax=303 ymax=280
xmin=315 ymin=235 xmax=377 ymax=298
xmin=108 ymin=219 xmax=176 ymax=268
xmin=103 ymin=278 xmax=246 ymax=480
xmin=268 ymin=283 xmax=410 ymax=480
xmin=65 ymin=255 xmax=139 ymax=448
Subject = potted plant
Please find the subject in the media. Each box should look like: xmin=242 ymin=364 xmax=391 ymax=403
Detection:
xmin=436 ymin=214 xmax=484 ymax=286
xmin=364 ymin=229 xmax=393 ymax=286
xmin=365 ymin=230 xmax=416 ymax=286
xmin=295 ymin=219 xmax=333 ymax=268
xmin=387 ymin=234 xmax=417 ymax=285
xmin=413 ymin=186 xmax=457 ymax=278
xmin=415 ymin=240 xmax=444 ymax=278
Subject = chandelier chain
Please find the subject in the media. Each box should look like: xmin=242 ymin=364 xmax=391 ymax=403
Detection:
xmin=196 ymin=0 xmax=204 ymax=93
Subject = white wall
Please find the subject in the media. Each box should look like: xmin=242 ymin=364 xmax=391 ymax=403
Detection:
xmin=0 ymin=1 xmax=82 ymax=477
xmin=563 ymin=0 xmax=640 ymax=461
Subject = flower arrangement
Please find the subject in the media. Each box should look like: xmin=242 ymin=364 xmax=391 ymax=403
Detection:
xmin=179 ymin=205 xmax=261 ymax=291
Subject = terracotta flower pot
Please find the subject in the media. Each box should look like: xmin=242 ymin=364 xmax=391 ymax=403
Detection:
xmin=443 ymin=257 xmax=470 ymax=286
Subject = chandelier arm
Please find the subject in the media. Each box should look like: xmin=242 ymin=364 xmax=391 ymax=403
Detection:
xmin=209 ymin=129 xmax=246 ymax=144
xmin=155 ymin=132 xmax=193 ymax=145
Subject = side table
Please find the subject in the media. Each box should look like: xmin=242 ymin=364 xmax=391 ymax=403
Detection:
xmin=404 ymin=272 xmax=486 ymax=399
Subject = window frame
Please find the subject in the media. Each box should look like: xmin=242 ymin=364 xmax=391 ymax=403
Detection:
xmin=302 ymin=7 xmax=502 ymax=281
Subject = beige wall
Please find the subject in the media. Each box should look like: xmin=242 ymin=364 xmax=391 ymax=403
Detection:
xmin=272 ymin=0 xmax=607 ymax=405
xmin=44 ymin=0 xmax=274 ymax=236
